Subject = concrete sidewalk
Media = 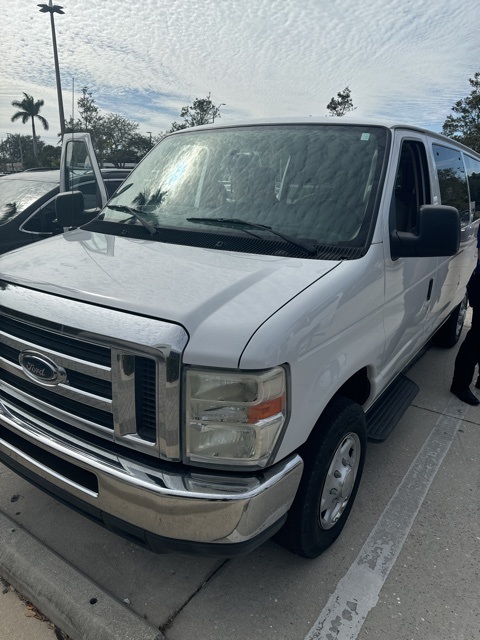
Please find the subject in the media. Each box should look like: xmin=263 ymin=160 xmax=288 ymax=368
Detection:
xmin=1 ymin=577 xmax=59 ymax=640
xmin=0 ymin=512 xmax=164 ymax=640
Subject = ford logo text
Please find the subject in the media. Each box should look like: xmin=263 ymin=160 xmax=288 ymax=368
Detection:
xmin=19 ymin=351 xmax=68 ymax=387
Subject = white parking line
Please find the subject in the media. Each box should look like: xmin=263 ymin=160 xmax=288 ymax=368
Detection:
xmin=304 ymin=406 xmax=464 ymax=640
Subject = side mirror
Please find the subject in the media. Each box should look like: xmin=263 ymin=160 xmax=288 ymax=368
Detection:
xmin=55 ymin=191 xmax=99 ymax=229
xmin=390 ymin=205 xmax=460 ymax=259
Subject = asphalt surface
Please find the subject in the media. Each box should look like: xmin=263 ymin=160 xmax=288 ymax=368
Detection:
xmin=1 ymin=314 xmax=479 ymax=640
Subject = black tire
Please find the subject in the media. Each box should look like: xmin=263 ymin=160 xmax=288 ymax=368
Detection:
xmin=432 ymin=294 xmax=468 ymax=348
xmin=276 ymin=396 xmax=367 ymax=559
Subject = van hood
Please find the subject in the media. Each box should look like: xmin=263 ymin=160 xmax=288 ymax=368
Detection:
xmin=0 ymin=231 xmax=340 ymax=367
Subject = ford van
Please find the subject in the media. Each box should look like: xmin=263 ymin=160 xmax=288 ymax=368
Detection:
xmin=0 ymin=119 xmax=478 ymax=558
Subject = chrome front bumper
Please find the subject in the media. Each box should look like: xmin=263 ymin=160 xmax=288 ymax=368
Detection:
xmin=0 ymin=402 xmax=303 ymax=555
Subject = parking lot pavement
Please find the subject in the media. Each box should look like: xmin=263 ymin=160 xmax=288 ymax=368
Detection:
xmin=1 ymin=318 xmax=480 ymax=640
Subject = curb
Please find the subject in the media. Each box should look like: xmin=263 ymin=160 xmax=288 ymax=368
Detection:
xmin=0 ymin=511 xmax=164 ymax=640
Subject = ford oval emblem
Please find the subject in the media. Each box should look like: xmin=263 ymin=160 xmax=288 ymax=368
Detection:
xmin=19 ymin=350 xmax=67 ymax=387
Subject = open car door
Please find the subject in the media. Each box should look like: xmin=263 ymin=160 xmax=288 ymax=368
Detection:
xmin=59 ymin=132 xmax=108 ymax=209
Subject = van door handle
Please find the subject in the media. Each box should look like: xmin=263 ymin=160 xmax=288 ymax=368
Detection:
xmin=427 ymin=278 xmax=433 ymax=301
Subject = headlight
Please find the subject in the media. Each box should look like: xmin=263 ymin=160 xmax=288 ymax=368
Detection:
xmin=185 ymin=366 xmax=287 ymax=467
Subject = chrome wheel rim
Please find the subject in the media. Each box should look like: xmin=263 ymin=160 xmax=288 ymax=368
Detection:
xmin=319 ymin=432 xmax=361 ymax=530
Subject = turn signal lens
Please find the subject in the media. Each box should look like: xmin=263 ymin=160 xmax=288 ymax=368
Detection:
xmin=247 ymin=396 xmax=284 ymax=422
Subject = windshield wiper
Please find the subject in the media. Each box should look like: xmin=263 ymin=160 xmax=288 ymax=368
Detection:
xmin=105 ymin=204 xmax=158 ymax=235
xmin=186 ymin=217 xmax=317 ymax=255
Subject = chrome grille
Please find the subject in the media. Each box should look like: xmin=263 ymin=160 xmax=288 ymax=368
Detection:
xmin=2 ymin=314 xmax=111 ymax=365
xmin=0 ymin=367 xmax=114 ymax=428
xmin=0 ymin=283 xmax=188 ymax=460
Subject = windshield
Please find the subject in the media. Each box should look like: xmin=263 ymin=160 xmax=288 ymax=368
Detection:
xmin=99 ymin=124 xmax=388 ymax=254
xmin=0 ymin=176 xmax=56 ymax=226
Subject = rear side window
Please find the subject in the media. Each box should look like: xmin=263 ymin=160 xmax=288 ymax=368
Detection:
xmin=433 ymin=144 xmax=470 ymax=224
xmin=464 ymin=154 xmax=480 ymax=219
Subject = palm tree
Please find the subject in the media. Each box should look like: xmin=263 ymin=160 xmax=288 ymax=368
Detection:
xmin=11 ymin=93 xmax=49 ymax=161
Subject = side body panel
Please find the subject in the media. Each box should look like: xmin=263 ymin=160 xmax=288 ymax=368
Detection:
xmin=240 ymin=245 xmax=386 ymax=461
xmin=381 ymin=130 xmax=476 ymax=382
xmin=424 ymin=135 xmax=477 ymax=338
xmin=244 ymin=128 xmax=478 ymax=463
xmin=381 ymin=131 xmax=438 ymax=381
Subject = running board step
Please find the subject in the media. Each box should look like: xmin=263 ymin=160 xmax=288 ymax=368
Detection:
xmin=366 ymin=374 xmax=419 ymax=442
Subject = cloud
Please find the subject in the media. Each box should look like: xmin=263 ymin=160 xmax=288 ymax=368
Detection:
xmin=1 ymin=0 xmax=479 ymax=146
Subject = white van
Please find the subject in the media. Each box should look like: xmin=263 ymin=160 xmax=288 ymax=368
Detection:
xmin=0 ymin=118 xmax=478 ymax=558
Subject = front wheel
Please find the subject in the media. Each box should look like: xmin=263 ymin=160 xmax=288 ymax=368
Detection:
xmin=276 ymin=396 xmax=367 ymax=558
xmin=432 ymin=294 xmax=468 ymax=348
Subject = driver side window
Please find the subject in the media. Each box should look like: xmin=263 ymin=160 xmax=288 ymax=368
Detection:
xmin=391 ymin=140 xmax=430 ymax=232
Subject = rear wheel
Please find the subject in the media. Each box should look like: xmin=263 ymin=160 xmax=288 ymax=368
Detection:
xmin=276 ymin=396 xmax=367 ymax=558
xmin=433 ymin=294 xmax=468 ymax=348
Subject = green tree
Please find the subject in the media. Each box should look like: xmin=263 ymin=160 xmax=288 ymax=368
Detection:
xmin=170 ymin=93 xmax=224 ymax=132
xmin=99 ymin=113 xmax=144 ymax=167
xmin=77 ymin=86 xmax=101 ymax=130
xmin=64 ymin=87 xmax=152 ymax=166
xmin=11 ymin=93 xmax=49 ymax=161
xmin=65 ymin=87 xmax=101 ymax=136
xmin=0 ymin=134 xmax=44 ymax=170
xmin=0 ymin=138 xmax=15 ymax=172
xmin=152 ymin=133 xmax=165 ymax=145
xmin=442 ymin=72 xmax=480 ymax=152
xmin=326 ymin=86 xmax=356 ymax=117
xmin=39 ymin=144 xmax=62 ymax=168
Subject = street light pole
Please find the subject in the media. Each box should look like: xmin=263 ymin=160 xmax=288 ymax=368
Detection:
xmin=38 ymin=1 xmax=65 ymax=137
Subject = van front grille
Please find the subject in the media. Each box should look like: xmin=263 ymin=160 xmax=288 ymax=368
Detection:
xmin=0 ymin=368 xmax=114 ymax=428
xmin=0 ymin=284 xmax=187 ymax=460
xmin=2 ymin=315 xmax=111 ymax=365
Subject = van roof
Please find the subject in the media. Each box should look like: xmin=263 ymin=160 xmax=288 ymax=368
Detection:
xmin=171 ymin=116 xmax=478 ymax=155
xmin=176 ymin=115 xmax=436 ymax=133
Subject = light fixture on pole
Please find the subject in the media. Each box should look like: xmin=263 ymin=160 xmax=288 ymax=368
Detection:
xmin=38 ymin=1 xmax=65 ymax=137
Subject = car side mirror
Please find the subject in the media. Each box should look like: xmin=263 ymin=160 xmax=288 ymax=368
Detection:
xmin=56 ymin=191 xmax=99 ymax=229
xmin=390 ymin=205 xmax=460 ymax=259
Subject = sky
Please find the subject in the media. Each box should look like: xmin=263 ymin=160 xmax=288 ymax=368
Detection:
xmin=1 ymin=0 xmax=479 ymax=147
